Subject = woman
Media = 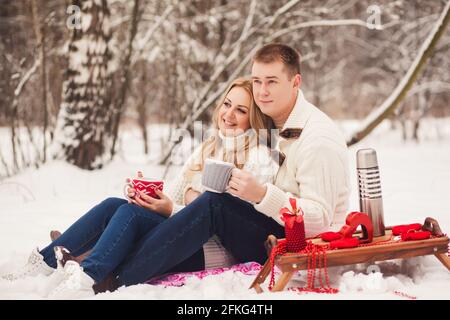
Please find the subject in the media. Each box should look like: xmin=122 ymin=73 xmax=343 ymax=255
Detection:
xmin=1 ymin=78 xmax=280 ymax=298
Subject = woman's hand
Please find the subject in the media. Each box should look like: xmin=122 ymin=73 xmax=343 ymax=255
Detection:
xmin=132 ymin=189 xmax=173 ymax=217
xmin=125 ymin=171 xmax=144 ymax=203
xmin=184 ymin=188 xmax=201 ymax=205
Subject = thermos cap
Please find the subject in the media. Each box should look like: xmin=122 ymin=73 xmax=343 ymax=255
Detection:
xmin=357 ymin=148 xmax=379 ymax=169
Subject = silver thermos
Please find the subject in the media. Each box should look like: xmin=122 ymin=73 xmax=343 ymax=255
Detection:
xmin=357 ymin=148 xmax=385 ymax=237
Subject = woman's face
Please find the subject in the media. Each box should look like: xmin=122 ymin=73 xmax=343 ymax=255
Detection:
xmin=217 ymin=86 xmax=251 ymax=136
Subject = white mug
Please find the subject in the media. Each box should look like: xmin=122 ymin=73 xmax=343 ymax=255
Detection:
xmin=201 ymin=159 xmax=235 ymax=193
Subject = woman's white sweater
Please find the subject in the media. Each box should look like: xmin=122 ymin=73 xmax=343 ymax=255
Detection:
xmin=165 ymin=130 xmax=279 ymax=269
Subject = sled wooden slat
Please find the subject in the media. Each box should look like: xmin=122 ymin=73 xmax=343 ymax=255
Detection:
xmin=250 ymin=224 xmax=450 ymax=293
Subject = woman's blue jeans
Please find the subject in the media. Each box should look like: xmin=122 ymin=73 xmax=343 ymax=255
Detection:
xmin=39 ymin=197 xmax=204 ymax=283
xmin=40 ymin=192 xmax=285 ymax=286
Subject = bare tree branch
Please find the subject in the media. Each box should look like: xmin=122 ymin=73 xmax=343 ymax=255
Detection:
xmin=14 ymin=60 xmax=39 ymax=97
xmin=267 ymin=19 xmax=400 ymax=42
xmin=159 ymin=1 xmax=403 ymax=164
xmin=134 ymin=4 xmax=174 ymax=62
xmin=347 ymin=0 xmax=450 ymax=146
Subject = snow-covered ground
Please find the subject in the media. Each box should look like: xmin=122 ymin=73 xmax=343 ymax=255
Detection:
xmin=0 ymin=119 xmax=449 ymax=299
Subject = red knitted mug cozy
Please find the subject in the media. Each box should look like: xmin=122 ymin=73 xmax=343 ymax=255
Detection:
xmin=280 ymin=198 xmax=307 ymax=253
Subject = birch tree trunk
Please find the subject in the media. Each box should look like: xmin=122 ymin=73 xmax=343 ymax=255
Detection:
xmin=53 ymin=0 xmax=112 ymax=170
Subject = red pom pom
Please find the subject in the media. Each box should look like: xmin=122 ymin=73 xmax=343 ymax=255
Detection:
xmin=392 ymin=223 xmax=422 ymax=236
xmin=330 ymin=237 xmax=360 ymax=249
xmin=321 ymin=232 xmax=342 ymax=242
xmin=401 ymin=231 xmax=431 ymax=241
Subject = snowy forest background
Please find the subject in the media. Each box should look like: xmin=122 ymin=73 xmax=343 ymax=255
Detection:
xmin=0 ymin=0 xmax=449 ymax=178
xmin=1 ymin=0 xmax=450 ymax=300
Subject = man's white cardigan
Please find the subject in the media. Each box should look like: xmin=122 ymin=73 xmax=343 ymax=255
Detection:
xmin=253 ymin=90 xmax=351 ymax=238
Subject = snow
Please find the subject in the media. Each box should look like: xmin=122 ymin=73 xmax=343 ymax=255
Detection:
xmin=1 ymin=119 xmax=450 ymax=299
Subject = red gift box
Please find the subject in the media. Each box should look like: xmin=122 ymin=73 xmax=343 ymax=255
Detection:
xmin=280 ymin=198 xmax=307 ymax=252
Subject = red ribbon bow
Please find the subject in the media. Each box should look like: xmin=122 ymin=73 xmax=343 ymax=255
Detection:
xmin=280 ymin=198 xmax=304 ymax=229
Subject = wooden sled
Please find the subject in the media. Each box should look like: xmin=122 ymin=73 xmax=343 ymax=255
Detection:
xmin=250 ymin=217 xmax=450 ymax=293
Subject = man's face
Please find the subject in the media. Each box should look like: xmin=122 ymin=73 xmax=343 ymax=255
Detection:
xmin=251 ymin=60 xmax=300 ymax=119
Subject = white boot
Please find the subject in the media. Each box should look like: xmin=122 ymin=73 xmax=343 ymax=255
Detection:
xmin=47 ymin=261 xmax=95 ymax=299
xmin=42 ymin=247 xmax=70 ymax=296
xmin=44 ymin=264 xmax=66 ymax=295
xmin=1 ymin=247 xmax=54 ymax=281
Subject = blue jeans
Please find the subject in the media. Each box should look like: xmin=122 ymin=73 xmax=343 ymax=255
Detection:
xmin=40 ymin=197 xmax=205 ymax=283
xmin=114 ymin=192 xmax=285 ymax=286
xmin=41 ymin=192 xmax=284 ymax=286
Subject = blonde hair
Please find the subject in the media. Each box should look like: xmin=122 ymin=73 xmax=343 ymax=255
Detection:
xmin=186 ymin=78 xmax=274 ymax=177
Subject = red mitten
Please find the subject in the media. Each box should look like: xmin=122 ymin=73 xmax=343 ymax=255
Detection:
xmin=401 ymin=231 xmax=431 ymax=241
xmin=392 ymin=223 xmax=422 ymax=236
xmin=321 ymin=232 xmax=342 ymax=242
xmin=330 ymin=237 xmax=360 ymax=249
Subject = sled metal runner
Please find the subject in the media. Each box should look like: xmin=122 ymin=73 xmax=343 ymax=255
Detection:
xmin=250 ymin=217 xmax=450 ymax=293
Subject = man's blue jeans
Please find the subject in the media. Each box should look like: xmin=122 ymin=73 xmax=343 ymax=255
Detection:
xmin=114 ymin=192 xmax=285 ymax=286
xmin=40 ymin=192 xmax=284 ymax=286
xmin=40 ymin=197 xmax=204 ymax=283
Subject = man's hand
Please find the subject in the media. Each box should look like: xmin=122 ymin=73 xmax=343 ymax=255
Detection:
xmin=227 ymin=168 xmax=267 ymax=203
xmin=132 ymin=189 xmax=173 ymax=217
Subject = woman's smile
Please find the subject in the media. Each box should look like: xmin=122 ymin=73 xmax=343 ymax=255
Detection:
xmin=222 ymin=118 xmax=237 ymax=128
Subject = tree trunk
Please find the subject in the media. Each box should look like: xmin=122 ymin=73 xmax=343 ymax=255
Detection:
xmin=10 ymin=99 xmax=19 ymax=171
xmin=31 ymin=0 xmax=48 ymax=163
xmin=136 ymin=62 xmax=149 ymax=155
xmin=110 ymin=0 xmax=141 ymax=158
xmin=137 ymin=99 xmax=149 ymax=155
xmin=53 ymin=0 xmax=113 ymax=170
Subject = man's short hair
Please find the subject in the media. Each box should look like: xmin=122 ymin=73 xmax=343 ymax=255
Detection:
xmin=253 ymin=43 xmax=301 ymax=79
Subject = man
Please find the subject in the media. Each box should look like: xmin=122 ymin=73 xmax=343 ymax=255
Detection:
xmin=49 ymin=43 xmax=350 ymax=296
xmin=228 ymin=43 xmax=350 ymax=238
